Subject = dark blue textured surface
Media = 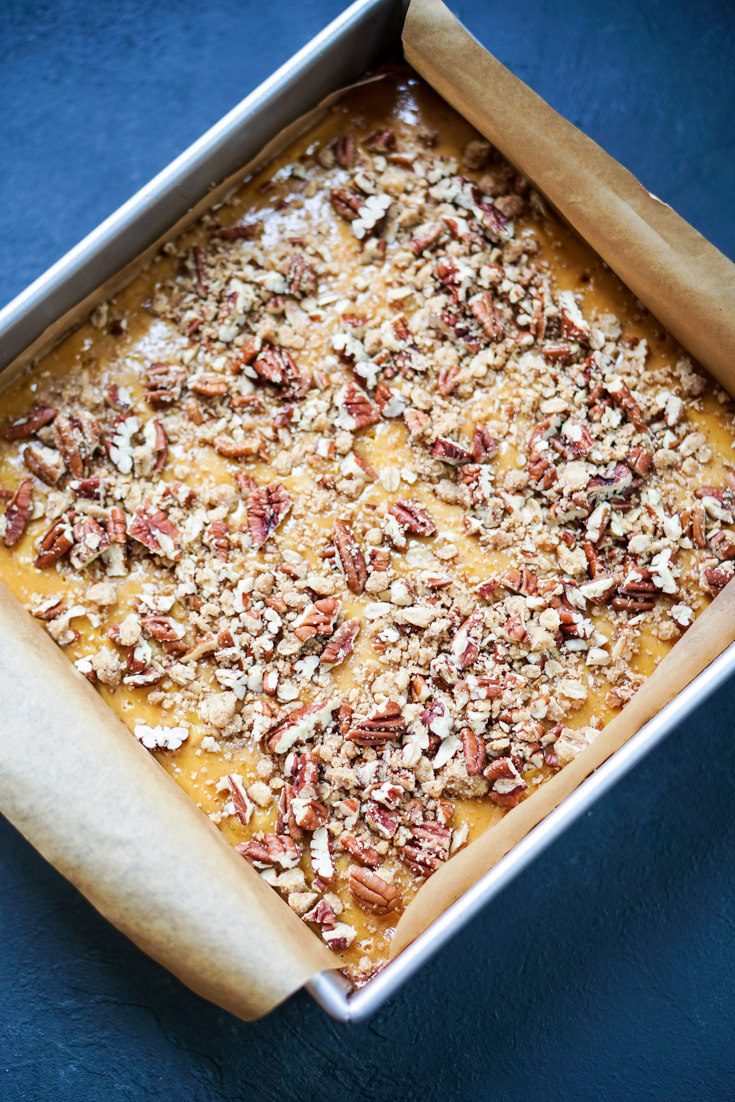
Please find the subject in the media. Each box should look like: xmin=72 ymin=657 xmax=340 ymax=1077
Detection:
xmin=1 ymin=2 xmax=735 ymax=1098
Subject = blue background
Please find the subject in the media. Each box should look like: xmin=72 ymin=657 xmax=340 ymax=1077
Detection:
xmin=1 ymin=2 xmax=735 ymax=1098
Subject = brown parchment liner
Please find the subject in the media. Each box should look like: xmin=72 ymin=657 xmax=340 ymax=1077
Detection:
xmin=392 ymin=0 xmax=735 ymax=954
xmin=1 ymin=0 xmax=735 ymax=1020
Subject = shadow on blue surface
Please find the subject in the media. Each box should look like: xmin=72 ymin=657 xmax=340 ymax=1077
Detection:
xmin=1 ymin=1 xmax=735 ymax=1099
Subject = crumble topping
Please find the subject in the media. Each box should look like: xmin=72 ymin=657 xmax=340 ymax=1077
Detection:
xmin=1 ymin=69 xmax=733 ymax=979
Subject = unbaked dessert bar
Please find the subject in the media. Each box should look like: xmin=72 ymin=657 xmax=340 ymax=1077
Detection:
xmin=2 ymin=67 xmax=734 ymax=981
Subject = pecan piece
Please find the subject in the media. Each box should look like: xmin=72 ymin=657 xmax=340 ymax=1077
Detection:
xmin=339 ymin=382 xmax=381 ymax=430
xmin=334 ymin=133 xmax=355 ymax=167
xmin=431 ymin=436 xmax=474 ymax=465
xmin=409 ymin=221 xmax=443 ymax=256
xmin=140 ymin=615 xmax=183 ymax=642
xmin=451 ymin=609 xmax=484 ymax=669
xmin=217 ymin=221 xmax=263 ymax=241
xmin=3 ymin=479 xmax=34 ymax=547
xmin=34 ymin=514 xmax=73 ymax=567
xmin=70 ymin=516 xmax=110 ymax=569
xmin=437 ymin=362 xmax=461 ymax=397
xmin=285 ymin=253 xmax=318 ymax=297
xmin=23 ymin=443 xmax=65 ymax=485
xmin=366 ymin=128 xmax=395 ymax=152
xmin=462 ymin=727 xmax=486 ymax=776
xmin=127 ymin=500 xmax=181 ymax=560
xmin=330 ymin=187 xmax=362 ymax=221
xmin=4 ymin=406 xmax=58 ymax=440
xmin=710 ymin=530 xmax=735 ymax=560
xmin=253 ymin=344 xmax=306 ymax=399
xmin=606 ymin=378 xmax=647 ymax=433
xmin=145 ymin=362 xmax=185 ymax=408
xmin=472 ymin=424 xmax=499 ymax=462
xmin=348 ymin=866 xmax=402 ymax=916
xmin=107 ymin=506 xmax=127 ymax=544
xmin=191 ymin=245 xmax=208 ymax=297
xmin=404 ymin=408 xmax=430 ymax=437
xmin=333 ymin=520 xmax=367 ymax=594
xmin=291 ymin=797 xmax=329 ymax=832
xmin=340 ymin=832 xmax=380 ymax=868
xmin=320 ymin=617 xmax=360 ymax=667
xmin=205 ymin=518 xmax=229 ymax=561
xmin=704 ymin=564 xmax=735 ymax=596
xmin=52 ymin=414 xmax=85 ymax=478
xmin=625 ymin=445 xmax=653 ymax=476
xmin=190 ymin=373 xmax=227 ymax=398
xmin=347 ymin=700 xmax=407 ymax=746
xmin=293 ymin=597 xmax=340 ymax=641
xmin=246 ymin=482 xmax=292 ymax=547
xmin=213 ymin=433 xmax=262 ymax=458
xmin=388 ymin=498 xmax=436 ymax=536
xmin=469 ymin=291 xmax=503 ymax=341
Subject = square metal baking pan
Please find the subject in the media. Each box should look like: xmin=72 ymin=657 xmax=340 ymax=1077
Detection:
xmin=1 ymin=0 xmax=734 ymax=1024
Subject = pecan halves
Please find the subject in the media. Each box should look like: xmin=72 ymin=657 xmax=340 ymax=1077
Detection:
xmin=461 ymin=727 xmax=487 ymax=776
xmin=70 ymin=516 xmax=110 ymax=570
xmin=23 ymin=443 xmax=65 ymax=485
xmin=246 ymin=482 xmax=292 ymax=547
xmin=320 ymin=617 xmax=360 ymax=667
xmin=213 ymin=433 xmax=262 ymax=459
xmin=293 ymin=597 xmax=340 ymax=641
xmin=34 ymin=514 xmax=74 ymax=567
xmin=347 ymin=700 xmax=407 ymax=746
xmin=388 ymin=498 xmax=436 ymax=536
xmin=469 ymin=291 xmax=503 ymax=341
xmin=4 ymin=406 xmax=57 ymax=440
xmin=190 ymin=373 xmax=228 ymax=398
xmin=333 ymin=520 xmax=367 ymax=594
xmin=3 ymin=479 xmax=34 ymax=547
xmin=127 ymin=499 xmax=182 ymax=560
xmin=348 ymin=865 xmax=402 ymax=916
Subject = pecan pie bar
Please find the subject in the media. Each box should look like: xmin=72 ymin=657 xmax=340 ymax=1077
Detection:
xmin=2 ymin=68 xmax=734 ymax=981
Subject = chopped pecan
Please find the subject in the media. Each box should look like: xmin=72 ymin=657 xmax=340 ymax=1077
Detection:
xmin=253 ymin=344 xmax=306 ymax=399
xmin=541 ymin=344 xmax=573 ymax=362
xmin=34 ymin=514 xmax=73 ymax=567
xmin=127 ymin=499 xmax=181 ymax=560
xmin=330 ymin=187 xmax=362 ymax=221
xmin=275 ymin=782 xmax=302 ymax=841
xmin=191 ymin=246 xmax=208 ymax=297
xmin=235 ymin=472 xmax=259 ymax=498
xmin=293 ymin=597 xmax=340 ymax=641
xmin=498 ymin=567 xmax=537 ymax=596
xmin=145 ymin=362 xmax=185 ymax=408
xmin=400 ymin=822 xmax=452 ymax=877
xmin=437 ymin=362 xmax=461 ymax=397
xmin=388 ymin=498 xmax=436 ymax=536
xmin=227 ymin=775 xmax=255 ymax=827
xmin=625 ymin=445 xmax=653 ymax=476
xmin=367 ymin=128 xmax=396 ymax=152
xmin=462 ymin=727 xmax=486 ymax=775
xmin=107 ymin=506 xmax=127 ymax=544
xmin=217 ymin=221 xmax=263 ymax=241
xmin=69 ymin=477 xmax=100 ymax=500
xmin=3 ymin=479 xmax=34 ymax=547
xmin=266 ymin=697 xmax=337 ymax=755
xmin=691 ymin=504 xmax=707 ymax=549
xmin=23 ymin=443 xmax=64 ymax=485
xmin=364 ymin=804 xmax=399 ymax=839
xmin=70 ymin=516 xmax=110 ymax=569
xmin=340 ymin=833 xmax=380 ymax=868
xmin=333 ymin=520 xmax=367 ymax=594
xmin=205 ymin=518 xmax=229 ymax=561
xmin=472 ymin=424 xmax=499 ymax=462
xmin=334 ymin=133 xmax=355 ymax=167
xmin=409 ymin=221 xmax=444 ymax=255
xmin=337 ymin=702 xmax=353 ymax=737
xmin=213 ymin=433 xmax=262 ymax=458
xmin=341 ymin=382 xmax=381 ymax=429
xmin=4 ymin=406 xmax=57 ymax=441
xmin=321 ymin=617 xmax=360 ymax=667
xmin=451 ymin=609 xmax=484 ymax=668
xmin=404 ymin=408 xmax=430 ymax=436
xmin=190 ymin=373 xmax=228 ymax=398
xmin=285 ymin=254 xmax=318 ymax=297
xmin=431 ymin=436 xmax=474 ymax=464
xmin=469 ymin=291 xmax=503 ymax=341
xmin=347 ymin=700 xmax=407 ymax=746
xmin=704 ymin=564 xmax=734 ymax=596
xmin=369 ymin=546 xmax=391 ymax=572
xmin=710 ymin=530 xmax=735 ymax=560
xmin=124 ymin=668 xmax=164 ymax=689
xmin=52 ymin=414 xmax=85 ymax=478
xmin=291 ymin=797 xmax=329 ymax=832
xmin=140 ymin=615 xmax=183 ymax=642
xmin=348 ymin=866 xmax=402 ymax=916
xmin=606 ymin=378 xmax=647 ymax=433
xmin=246 ymin=482 xmax=292 ymax=547
xmin=409 ymin=674 xmax=430 ymax=703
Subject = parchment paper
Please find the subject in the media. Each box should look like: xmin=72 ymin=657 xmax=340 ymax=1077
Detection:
xmin=392 ymin=0 xmax=735 ymax=955
xmin=0 ymin=583 xmax=335 ymax=1019
xmin=2 ymin=0 xmax=735 ymax=1019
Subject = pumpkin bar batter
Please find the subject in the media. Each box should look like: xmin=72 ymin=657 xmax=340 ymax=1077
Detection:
xmin=2 ymin=67 xmax=735 ymax=983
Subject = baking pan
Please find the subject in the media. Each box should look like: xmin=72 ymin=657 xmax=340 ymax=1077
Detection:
xmin=1 ymin=0 xmax=733 ymax=1023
